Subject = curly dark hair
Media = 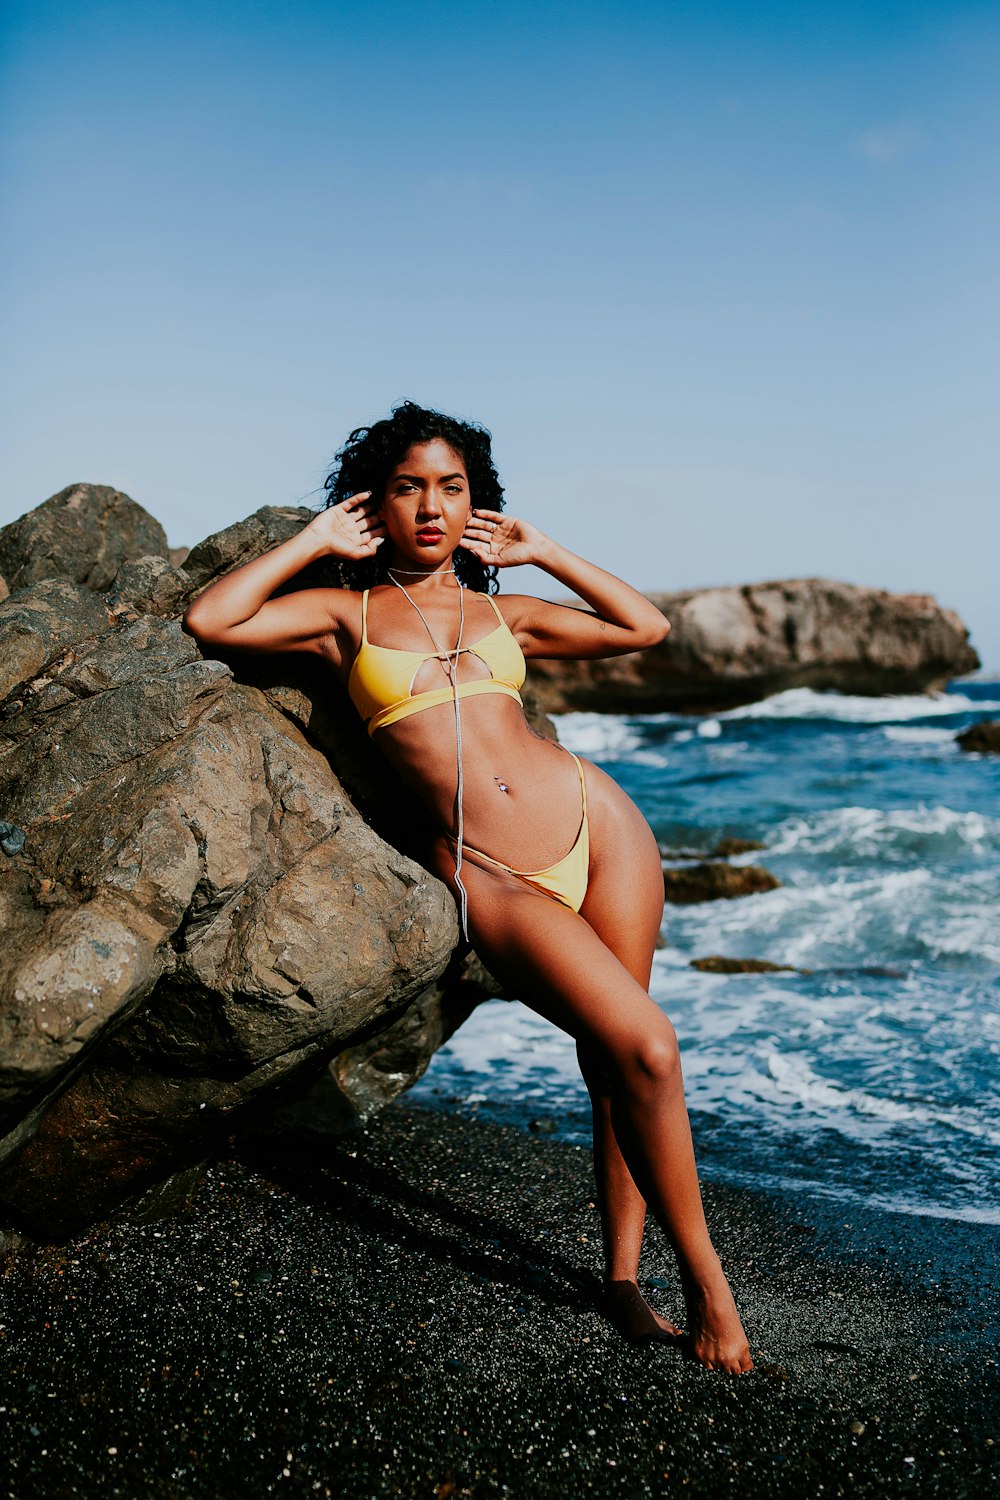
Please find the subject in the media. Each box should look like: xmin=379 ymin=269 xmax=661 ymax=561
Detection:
xmin=321 ymin=400 xmax=505 ymax=594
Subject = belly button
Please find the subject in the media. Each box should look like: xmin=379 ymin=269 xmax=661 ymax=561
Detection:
xmin=493 ymin=775 xmax=511 ymax=794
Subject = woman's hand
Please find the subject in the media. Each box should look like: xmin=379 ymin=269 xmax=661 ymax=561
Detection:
xmin=305 ymin=492 xmax=385 ymax=560
xmin=182 ymin=489 xmax=385 ymax=657
xmin=460 ymin=508 xmax=548 ymax=569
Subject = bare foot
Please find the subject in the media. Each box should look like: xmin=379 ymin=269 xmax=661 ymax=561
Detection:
xmin=682 ymin=1271 xmax=753 ymax=1374
xmin=603 ymin=1278 xmax=683 ymax=1344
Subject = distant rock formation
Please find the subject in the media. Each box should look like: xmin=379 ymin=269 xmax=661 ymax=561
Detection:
xmin=526 ymin=579 xmax=979 ymax=713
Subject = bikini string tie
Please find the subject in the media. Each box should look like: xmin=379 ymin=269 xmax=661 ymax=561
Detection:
xmin=386 ymin=577 xmax=470 ymax=943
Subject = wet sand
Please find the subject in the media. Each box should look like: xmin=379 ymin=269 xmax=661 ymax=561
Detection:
xmin=1 ymin=1100 xmax=996 ymax=1498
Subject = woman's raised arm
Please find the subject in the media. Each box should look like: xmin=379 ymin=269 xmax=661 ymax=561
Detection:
xmin=461 ymin=508 xmax=670 ymax=659
xmin=181 ymin=493 xmax=383 ymax=659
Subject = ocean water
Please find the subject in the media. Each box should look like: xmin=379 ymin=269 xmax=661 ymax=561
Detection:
xmin=409 ymin=679 xmax=1000 ymax=1224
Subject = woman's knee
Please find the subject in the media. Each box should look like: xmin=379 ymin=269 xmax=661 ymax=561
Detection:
xmin=608 ymin=1016 xmax=681 ymax=1097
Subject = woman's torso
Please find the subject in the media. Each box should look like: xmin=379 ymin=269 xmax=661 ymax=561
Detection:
xmin=328 ymin=583 xmax=586 ymax=869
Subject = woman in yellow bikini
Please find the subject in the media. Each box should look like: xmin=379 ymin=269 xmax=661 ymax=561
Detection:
xmin=183 ymin=402 xmax=753 ymax=1374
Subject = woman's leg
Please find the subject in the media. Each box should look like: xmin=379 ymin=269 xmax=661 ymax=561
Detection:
xmin=577 ymin=1039 xmax=684 ymax=1343
xmin=439 ymin=806 xmax=753 ymax=1373
xmin=573 ymin=792 xmax=682 ymax=1340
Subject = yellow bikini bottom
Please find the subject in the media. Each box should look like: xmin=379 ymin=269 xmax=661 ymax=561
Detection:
xmin=451 ymin=751 xmax=590 ymax=912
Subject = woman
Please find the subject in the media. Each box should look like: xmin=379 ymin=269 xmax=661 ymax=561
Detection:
xmin=183 ymin=402 xmax=753 ymax=1374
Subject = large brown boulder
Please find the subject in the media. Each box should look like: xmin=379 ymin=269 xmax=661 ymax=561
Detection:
xmin=0 ymin=486 xmax=537 ymax=1238
xmin=527 ymin=579 xmax=980 ymax=713
xmin=0 ymin=604 xmax=465 ymax=1236
xmin=0 ymin=483 xmax=169 ymax=594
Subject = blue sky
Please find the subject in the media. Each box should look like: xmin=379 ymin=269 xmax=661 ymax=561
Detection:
xmin=2 ymin=0 xmax=997 ymax=663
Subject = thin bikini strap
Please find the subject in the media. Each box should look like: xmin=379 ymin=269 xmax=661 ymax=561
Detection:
xmin=361 ymin=588 xmax=369 ymax=644
xmin=574 ymin=751 xmax=588 ymax=812
xmin=483 ymin=593 xmax=506 ymax=627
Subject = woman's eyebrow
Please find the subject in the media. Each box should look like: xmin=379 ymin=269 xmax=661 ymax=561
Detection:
xmin=392 ymin=471 xmax=466 ymax=483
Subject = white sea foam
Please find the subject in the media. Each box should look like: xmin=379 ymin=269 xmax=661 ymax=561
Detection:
xmin=719 ymin=687 xmax=1000 ymax=723
xmin=552 ymin=711 xmax=643 ymax=756
xmin=882 ymin=725 xmax=958 ymax=746
xmin=767 ymin=804 xmax=1000 ymax=859
xmin=417 ymin=687 xmax=1000 ymax=1221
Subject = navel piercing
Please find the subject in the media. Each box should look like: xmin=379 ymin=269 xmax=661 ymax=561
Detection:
xmin=494 ymin=776 xmax=511 ymax=794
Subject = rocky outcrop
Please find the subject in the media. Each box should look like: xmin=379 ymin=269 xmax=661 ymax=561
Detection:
xmin=181 ymin=506 xmax=316 ymax=593
xmin=0 ymin=488 xmax=529 ymax=1239
xmin=0 ymin=608 xmax=469 ymax=1235
xmin=0 ymin=483 xmax=169 ymax=594
xmin=527 ymin=579 xmax=980 ymax=713
xmin=956 ymin=721 xmax=1000 ymax=754
xmin=0 ymin=579 xmax=114 ymax=700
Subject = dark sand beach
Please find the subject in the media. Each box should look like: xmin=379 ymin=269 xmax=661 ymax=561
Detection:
xmin=1 ymin=1101 xmax=996 ymax=1499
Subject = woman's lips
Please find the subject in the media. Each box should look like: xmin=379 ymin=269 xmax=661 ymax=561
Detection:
xmin=416 ymin=529 xmax=444 ymax=542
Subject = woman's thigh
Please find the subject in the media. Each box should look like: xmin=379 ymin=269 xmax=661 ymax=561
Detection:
xmin=429 ymin=831 xmax=672 ymax=1064
xmin=579 ymin=758 xmax=665 ymax=986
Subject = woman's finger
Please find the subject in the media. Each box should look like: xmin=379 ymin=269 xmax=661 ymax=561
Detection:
xmin=340 ymin=490 xmax=373 ymax=510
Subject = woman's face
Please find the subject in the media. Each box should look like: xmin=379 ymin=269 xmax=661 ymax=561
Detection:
xmin=379 ymin=438 xmax=470 ymax=566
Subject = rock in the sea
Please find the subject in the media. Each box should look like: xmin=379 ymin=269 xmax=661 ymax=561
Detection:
xmin=711 ymin=836 xmax=766 ymax=857
xmin=662 ymin=862 xmax=781 ymax=903
xmin=0 ymin=483 xmax=169 ymax=594
xmin=956 ymin=720 xmax=1000 ymax=754
xmin=690 ymin=956 xmax=809 ymax=974
xmin=526 ymin=578 xmax=980 ymax=712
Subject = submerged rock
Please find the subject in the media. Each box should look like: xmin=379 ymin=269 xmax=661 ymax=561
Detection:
xmin=662 ymin=862 xmax=781 ymax=904
xmin=956 ymin=720 xmax=1000 ymax=754
xmin=526 ymin=578 xmax=979 ymax=712
xmin=711 ymin=836 xmax=766 ymax=857
xmin=690 ymin=956 xmax=809 ymax=975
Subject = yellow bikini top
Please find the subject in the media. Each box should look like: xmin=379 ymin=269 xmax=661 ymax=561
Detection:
xmin=347 ymin=587 xmax=526 ymax=736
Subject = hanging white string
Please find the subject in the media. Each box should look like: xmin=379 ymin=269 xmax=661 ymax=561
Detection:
xmin=387 ymin=575 xmax=470 ymax=942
